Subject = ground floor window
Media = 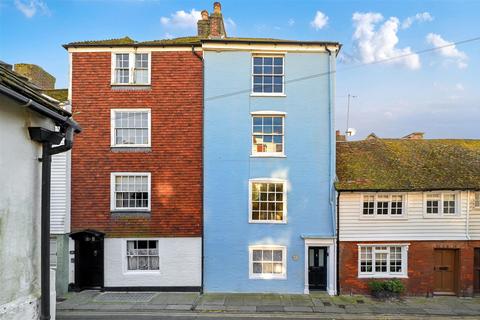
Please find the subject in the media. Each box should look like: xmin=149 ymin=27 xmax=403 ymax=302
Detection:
xmin=358 ymin=245 xmax=408 ymax=278
xmin=126 ymin=240 xmax=159 ymax=271
xmin=50 ymin=238 xmax=57 ymax=268
xmin=249 ymin=245 xmax=286 ymax=279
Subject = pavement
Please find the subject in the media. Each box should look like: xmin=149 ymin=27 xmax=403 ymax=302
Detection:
xmin=56 ymin=291 xmax=480 ymax=319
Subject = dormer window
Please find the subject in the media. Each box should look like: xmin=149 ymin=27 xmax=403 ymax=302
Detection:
xmin=112 ymin=52 xmax=151 ymax=85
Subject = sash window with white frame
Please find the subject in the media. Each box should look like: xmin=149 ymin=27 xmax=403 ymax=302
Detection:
xmin=111 ymin=173 xmax=151 ymax=211
xmin=250 ymin=179 xmax=287 ymax=223
xmin=252 ymin=115 xmax=284 ymax=156
xmin=359 ymin=245 xmax=407 ymax=278
xmin=126 ymin=240 xmax=159 ymax=271
xmin=425 ymin=192 xmax=458 ymax=216
xmin=249 ymin=246 xmax=286 ymax=279
xmin=475 ymin=192 xmax=480 ymax=208
xmin=362 ymin=194 xmax=405 ymax=216
xmin=111 ymin=109 xmax=151 ymax=147
xmin=252 ymin=56 xmax=284 ymax=94
xmin=113 ymin=52 xmax=150 ymax=85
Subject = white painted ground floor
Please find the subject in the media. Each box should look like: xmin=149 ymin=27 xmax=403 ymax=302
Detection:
xmin=70 ymin=232 xmax=202 ymax=290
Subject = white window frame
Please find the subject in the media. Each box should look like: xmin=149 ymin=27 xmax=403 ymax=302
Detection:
xmin=123 ymin=239 xmax=160 ymax=274
xmin=111 ymin=52 xmax=151 ymax=85
xmin=423 ymin=192 xmax=460 ymax=217
xmin=110 ymin=108 xmax=152 ymax=147
xmin=251 ymin=54 xmax=286 ymax=97
xmin=110 ymin=172 xmax=151 ymax=212
xmin=474 ymin=192 xmax=480 ymax=208
xmin=249 ymin=178 xmax=287 ymax=224
xmin=251 ymin=111 xmax=286 ymax=157
xmin=357 ymin=244 xmax=409 ymax=278
xmin=360 ymin=193 xmax=407 ymax=218
xmin=249 ymin=245 xmax=287 ymax=280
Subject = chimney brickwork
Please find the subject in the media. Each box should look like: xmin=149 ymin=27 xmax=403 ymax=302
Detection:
xmin=14 ymin=63 xmax=55 ymax=90
xmin=197 ymin=2 xmax=226 ymax=39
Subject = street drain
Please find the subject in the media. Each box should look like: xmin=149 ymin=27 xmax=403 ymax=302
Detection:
xmin=94 ymin=292 xmax=156 ymax=303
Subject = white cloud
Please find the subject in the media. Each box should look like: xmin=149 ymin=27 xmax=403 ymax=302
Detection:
xmin=310 ymin=11 xmax=328 ymax=30
xmin=455 ymin=83 xmax=465 ymax=91
xmin=225 ymin=17 xmax=237 ymax=35
xmin=14 ymin=0 xmax=49 ymax=18
xmin=351 ymin=12 xmax=420 ymax=70
xmin=426 ymin=33 xmax=468 ymax=69
xmin=401 ymin=12 xmax=433 ymax=29
xmin=160 ymin=9 xmax=201 ymax=29
xmin=288 ymin=18 xmax=295 ymax=27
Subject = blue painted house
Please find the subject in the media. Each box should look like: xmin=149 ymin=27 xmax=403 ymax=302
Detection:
xmin=201 ymin=4 xmax=340 ymax=294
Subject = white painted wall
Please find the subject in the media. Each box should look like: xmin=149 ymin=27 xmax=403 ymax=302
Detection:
xmin=104 ymin=237 xmax=201 ymax=287
xmin=339 ymin=191 xmax=472 ymax=241
xmin=469 ymin=193 xmax=480 ymax=240
xmin=0 ymin=95 xmax=56 ymax=320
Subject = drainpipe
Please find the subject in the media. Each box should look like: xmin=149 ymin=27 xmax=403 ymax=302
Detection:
xmin=1 ymin=84 xmax=81 ymax=320
xmin=325 ymin=45 xmax=339 ymax=295
xmin=192 ymin=45 xmax=205 ymax=294
xmin=466 ymin=191 xmax=471 ymax=240
xmin=336 ymin=192 xmax=341 ymax=296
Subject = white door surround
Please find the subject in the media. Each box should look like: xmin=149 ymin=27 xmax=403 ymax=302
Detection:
xmin=303 ymin=237 xmax=336 ymax=295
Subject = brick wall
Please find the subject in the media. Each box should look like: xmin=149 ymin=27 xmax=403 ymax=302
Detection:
xmin=70 ymin=50 xmax=203 ymax=237
xmin=340 ymin=240 xmax=480 ymax=296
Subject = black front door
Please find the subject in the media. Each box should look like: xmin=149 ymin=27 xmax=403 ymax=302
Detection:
xmin=72 ymin=231 xmax=104 ymax=289
xmin=309 ymin=247 xmax=327 ymax=290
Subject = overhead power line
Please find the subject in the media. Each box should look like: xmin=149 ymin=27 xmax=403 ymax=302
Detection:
xmin=205 ymin=36 xmax=480 ymax=102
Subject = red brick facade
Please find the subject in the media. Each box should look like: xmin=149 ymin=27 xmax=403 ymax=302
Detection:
xmin=71 ymin=50 xmax=203 ymax=237
xmin=340 ymin=240 xmax=480 ymax=296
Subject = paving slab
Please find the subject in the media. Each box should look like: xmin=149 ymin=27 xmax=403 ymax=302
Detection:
xmin=256 ymin=305 xmax=284 ymax=312
xmin=260 ymin=294 xmax=282 ymax=306
xmin=283 ymin=306 xmax=314 ymax=313
xmin=164 ymin=304 xmax=193 ymax=311
xmin=195 ymin=304 xmax=226 ymax=311
xmin=225 ymin=305 xmax=257 ymax=312
xmin=198 ymin=294 xmax=226 ymax=306
xmin=224 ymin=294 xmax=245 ymax=306
xmin=150 ymin=292 xmax=198 ymax=305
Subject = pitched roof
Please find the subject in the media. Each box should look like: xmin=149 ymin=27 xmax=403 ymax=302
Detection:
xmin=0 ymin=65 xmax=70 ymax=116
xmin=336 ymin=139 xmax=480 ymax=191
xmin=63 ymin=36 xmax=340 ymax=48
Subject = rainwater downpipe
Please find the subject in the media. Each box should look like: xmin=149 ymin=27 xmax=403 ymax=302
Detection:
xmin=192 ymin=45 xmax=205 ymax=294
xmin=466 ymin=191 xmax=471 ymax=240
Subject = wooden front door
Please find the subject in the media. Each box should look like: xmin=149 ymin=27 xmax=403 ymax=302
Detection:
xmin=308 ymin=247 xmax=327 ymax=290
xmin=475 ymin=249 xmax=480 ymax=294
xmin=434 ymin=249 xmax=458 ymax=295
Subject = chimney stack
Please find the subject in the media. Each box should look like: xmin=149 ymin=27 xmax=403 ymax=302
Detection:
xmin=402 ymin=132 xmax=424 ymax=140
xmin=197 ymin=2 xmax=227 ymax=39
xmin=336 ymin=130 xmax=346 ymax=142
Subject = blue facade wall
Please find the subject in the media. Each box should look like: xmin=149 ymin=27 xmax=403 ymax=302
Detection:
xmin=203 ymin=50 xmax=335 ymax=293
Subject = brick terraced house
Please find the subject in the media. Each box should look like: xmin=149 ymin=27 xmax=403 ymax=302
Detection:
xmin=64 ymin=34 xmax=203 ymax=290
xmin=336 ymin=134 xmax=480 ymax=296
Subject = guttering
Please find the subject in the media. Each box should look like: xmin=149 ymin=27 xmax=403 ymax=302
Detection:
xmin=0 ymin=84 xmax=80 ymax=133
xmin=192 ymin=45 xmax=205 ymax=294
xmin=335 ymin=187 xmax=480 ymax=193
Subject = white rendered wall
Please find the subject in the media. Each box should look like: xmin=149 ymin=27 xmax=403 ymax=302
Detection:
xmin=0 ymin=96 xmax=55 ymax=320
xmin=104 ymin=237 xmax=201 ymax=287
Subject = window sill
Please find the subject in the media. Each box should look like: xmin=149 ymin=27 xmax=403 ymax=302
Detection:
xmin=111 ymin=146 xmax=152 ymax=153
xmin=250 ymin=154 xmax=286 ymax=158
xmin=250 ymin=93 xmax=286 ymax=97
xmin=111 ymin=211 xmax=151 ymax=218
xmin=249 ymin=275 xmax=287 ymax=280
xmin=422 ymin=214 xmax=461 ymax=219
xmin=111 ymin=84 xmax=151 ymax=91
xmin=249 ymin=220 xmax=287 ymax=224
xmin=358 ymin=274 xmax=408 ymax=279
xmin=124 ymin=270 xmax=160 ymax=275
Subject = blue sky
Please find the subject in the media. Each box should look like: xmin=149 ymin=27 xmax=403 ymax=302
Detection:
xmin=1 ymin=0 xmax=479 ymax=139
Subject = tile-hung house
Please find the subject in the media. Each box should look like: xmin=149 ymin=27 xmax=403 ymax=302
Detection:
xmin=336 ymin=134 xmax=480 ymax=296
xmin=201 ymin=3 xmax=341 ymax=294
xmin=64 ymin=33 xmax=203 ymax=290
